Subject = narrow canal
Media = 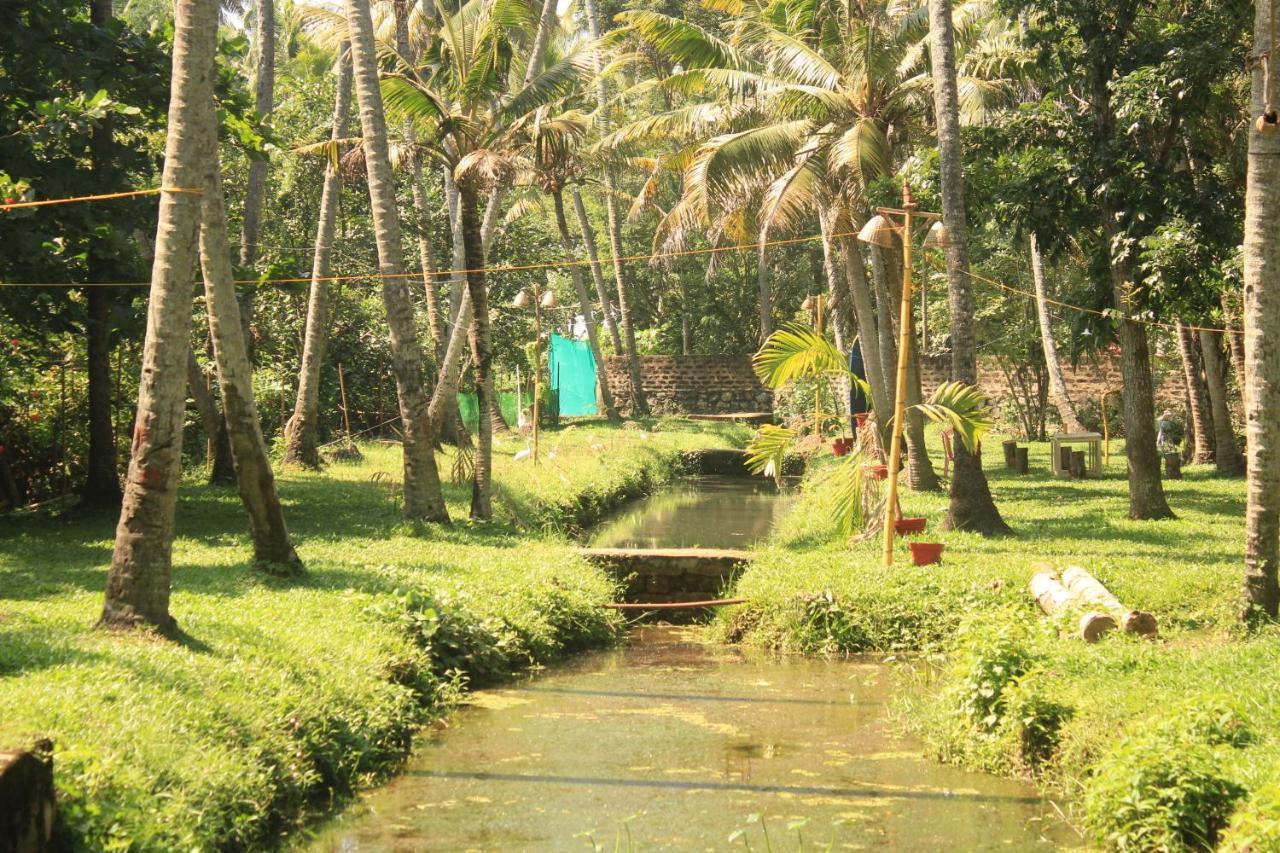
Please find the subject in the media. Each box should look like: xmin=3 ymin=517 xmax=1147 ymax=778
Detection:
xmin=589 ymin=475 xmax=795 ymax=550
xmin=310 ymin=628 xmax=1068 ymax=850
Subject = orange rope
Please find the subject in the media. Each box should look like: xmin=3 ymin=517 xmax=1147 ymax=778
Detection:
xmin=0 ymin=187 xmax=203 ymax=212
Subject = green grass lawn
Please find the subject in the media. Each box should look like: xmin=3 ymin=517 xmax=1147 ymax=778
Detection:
xmin=720 ymin=432 xmax=1280 ymax=849
xmin=0 ymin=419 xmax=745 ymax=850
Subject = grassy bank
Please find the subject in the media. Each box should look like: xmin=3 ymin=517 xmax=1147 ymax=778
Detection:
xmin=0 ymin=420 xmax=743 ymax=850
xmin=720 ymin=434 xmax=1280 ymax=849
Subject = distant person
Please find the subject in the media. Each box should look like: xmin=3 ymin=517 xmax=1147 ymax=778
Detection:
xmin=848 ymin=341 xmax=870 ymax=431
xmin=1156 ymin=409 xmax=1175 ymax=453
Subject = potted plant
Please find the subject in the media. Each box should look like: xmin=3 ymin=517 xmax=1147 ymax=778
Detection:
xmin=894 ymin=516 xmax=927 ymax=535
xmin=908 ymin=541 xmax=944 ymax=565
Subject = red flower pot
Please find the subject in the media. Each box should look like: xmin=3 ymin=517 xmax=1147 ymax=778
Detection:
xmin=854 ymin=412 xmax=870 ymax=429
xmin=895 ymin=516 xmax=927 ymax=535
xmin=867 ymin=464 xmax=889 ymax=481
xmin=908 ymin=542 xmax=944 ymax=566
xmin=832 ymin=437 xmax=853 ymax=457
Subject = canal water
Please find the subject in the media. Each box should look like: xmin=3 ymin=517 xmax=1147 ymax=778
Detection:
xmin=589 ymin=475 xmax=795 ymax=550
xmin=309 ymin=628 xmax=1071 ymax=851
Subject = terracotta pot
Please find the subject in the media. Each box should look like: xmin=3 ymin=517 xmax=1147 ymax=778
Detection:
xmin=854 ymin=412 xmax=870 ymax=429
xmin=894 ymin=516 xmax=927 ymax=535
xmin=908 ymin=542 xmax=944 ymax=566
xmin=868 ymin=464 xmax=889 ymax=481
xmin=832 ymin=437 xmax=853 ymax=457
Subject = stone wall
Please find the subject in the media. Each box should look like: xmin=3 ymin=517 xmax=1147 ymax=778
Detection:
xmin=604 ymin=355 xmax=772 ymax=416
xmin=579 ymin=547 xmax=752 ymax=610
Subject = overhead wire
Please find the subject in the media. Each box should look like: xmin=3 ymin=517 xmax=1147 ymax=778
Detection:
xmin=0 ymin=187 xmax=202 ymax=211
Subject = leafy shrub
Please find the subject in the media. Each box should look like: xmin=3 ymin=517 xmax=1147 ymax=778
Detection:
xmin=1084 ymin=709 xmax=1251 ymax=851
xmin=1220 ymin=781 xmax=1280 ymax=853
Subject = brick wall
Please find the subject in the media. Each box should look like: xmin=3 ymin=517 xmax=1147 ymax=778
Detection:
xmin=917 ymin=352 xmax=1184 ymax=414
xmin=604 ymin=355 xmax=773 ymax=415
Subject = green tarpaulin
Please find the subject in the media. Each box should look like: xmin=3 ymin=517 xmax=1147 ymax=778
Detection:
xmin=548 ymin=333 xmax=598 ymax=417
xmin=456 ymin=391 xmax=523 ymax=430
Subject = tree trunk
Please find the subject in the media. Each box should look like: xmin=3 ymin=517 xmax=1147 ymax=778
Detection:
xmin=186 ymin=350 xmax=236 ymax=479
xmin=583 ymin=0 xmax=647 ymax=415
xmin=836 ymin=232 xmax=891 ymax=428
xmin=524 ymin=0 xmax=558 ymax=87
xmin=756 ymin=241 xmax=772 ymax=342
xmin=928 ymin=0 xmax=1008 ymax=531
xmin=101 ymin=0 xmax=215 ymax=632
xmin=869 ymin=243 xmax=901 ymax=415
xmin=284 ymin=45 xmax=351 ymax=469
xmin=1030 ymin=233 xmax=1085 ymax=434
xmin=393 ymin=1 xmax=446 ymax=356
xmin=817 ymin=218 xmax=850 ymax=355
xmin=1222 ymin=292 xmax=1247 ymax=399
xmin=1200 ymin=328 xmax=1244 ymax=476
xmin=570 ymin=185 xmax=623 ymax=353
xmin=459 ymin=183 xmax=493 ymax=520
xmin=197 ymin=121 xmax=302 ymax=573
xmin=237 ymin=0 xmax=275 ymax=361
xmin=552 ymin=188 xmax=621 ymax=422
xmin=81 ymin=0 xmax=123 ymax=510
xmin=1176 ymin=320 xmax=1214 ymax=464
xmin=1243 ymin=0 xmax=1280 ymax=620
xmin=345 ymin=0 xmax=449 ymax=522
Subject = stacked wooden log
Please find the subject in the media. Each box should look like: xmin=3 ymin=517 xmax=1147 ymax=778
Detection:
xmin=1029 ymin=563 xmax=1158 ymax=642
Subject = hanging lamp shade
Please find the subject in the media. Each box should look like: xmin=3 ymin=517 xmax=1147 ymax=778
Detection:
xmin=512 ymin=289 xmax=531 ymax=309
xmin=922 ymin=220 xmax=950 ymax=250
xmin=857 ymin=214 xmax=896 ymax=247
xmin=540 ymin=289 xmax=558 ymax=309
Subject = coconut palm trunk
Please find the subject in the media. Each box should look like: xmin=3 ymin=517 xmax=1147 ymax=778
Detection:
xmin=928 ymin=0 xmax=1008 ymax=532
xmin=101 ymin=0 xmax=216 ymax=632
xmin=552 ymin=187 xmax=621 ymax=422
xmin=756 ymin=242 xmax=772 ymax=341
xmin=836 ymin=233 xmax=891 ymax=426
xmin=238 ymin=0 xmax=275 ymax=359
xmin=571 ymin=185 xmax=623 ymax=353
xmin=1176 ymin=320 xmax=1214 ymax=464
xmin=458 ymin=182 xmax=494 ymax=520
xmin=186 ymin=350 xmax=236 ymax=475
xmin=1030 ymin=233 xmax=1085 ymax=434
xmin=1243 ymin=0 xmax=1280 ymax=620
xmin=344 ymin=0 xmax=449 ymax=522
xmin=197 ymin=127 xmax=302 ymax=573
xmin=284 ymin=46 xmax=351 ymax=469
xmin=1200 ymin=328 xmax=1244 ymax=476
xmin=583 ymin=0 xmax=648 ymax=415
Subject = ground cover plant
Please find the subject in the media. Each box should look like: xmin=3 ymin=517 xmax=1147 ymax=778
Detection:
xmin=720 ymin=434 xmax=1280 ymax=847
xmin=0 ymin=421 xmax=742 ymax=849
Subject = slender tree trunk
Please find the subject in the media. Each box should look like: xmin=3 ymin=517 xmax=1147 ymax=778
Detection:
xmin=756 ymin=241 xmax=772 ymax=341
xmin=197 ymin=126 xmax=302 ymax=572
xmin=1243 ymin=0 xmax=1280 ymax=620
xmin=459 ymin=183 xmax=493 ymax=520
xmin=1222 ymin=292 xmax=1247 ymax=399
xmin=237 ymin=0 xmax=275 ymax=360
xmin=869 ymin=243 xmax=900 ymax=413
xmin=583 ymin=0 xmax=647 ymax=414
xmin=929 ymin=0 xmax=1008 ymax=530
xmin=1176 ymin=320 xmax=1214 ymax=464
xmin=524 ymin=0 xmax=558 ymax=87
xmin=817 ymin=224 xmax=850 ymax=354
xmin=680 ymin=273 xmax=692 ymax=355
xmin=284 ymin=45 xmax=351 ymax=469
xmin=1030 ymin=233 xmax=1085 ymax=433
xmin=345 ymin=0 xmax=449 ymax=522
xmin=552 ymin=188 xmax=621 ymax=422
xmin=571 ymin=185 xmax=623 ymax=353
xmin=1201 ymin=328 xmax=1244 ymax=475
xmin=101 ymin=0 xmax=215 ymax=632
xmin=836 ymin=232 xmax=891 ymax=427
xmin=81 ymin=0 xmax=123 ymax=510
xmin=187 ymin=350 xmax=236 ymax=478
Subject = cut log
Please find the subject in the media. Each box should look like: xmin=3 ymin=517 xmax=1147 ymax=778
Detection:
xmin=1003 ymin=439 xmax=1018 ymax=468
xmin=1015 ymin=446 xmax=1030 ymax=475
xmin=1029 ymin=567 xmax=1116 ymax=642
xmin=1061 ymin=565 xmax=1158 ymax=637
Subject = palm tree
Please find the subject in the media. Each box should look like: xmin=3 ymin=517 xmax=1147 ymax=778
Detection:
xmin=343 ymin=0 xmax=450 ymax=522
xmin=1174 ymin=320 xmax=1214 ymax=464
xmin=1200 ymin=328 xmax=1244 ymax=476
xmin=570 ymin=184 xmax=623 ymax=353
xmin=196 ymin=104 xmax=304 ymax=574
xmin=285 ymin=45 xmax=352 ymax=469
xmin=1030 ymin=233 xmax=1085 ymax=434
xmin=238 ymin=0 xmax=277 ymax=358
xmin=1243 ymin=0 xmax=1280 ymax=621
xmin=928 ymin=0 xmax=1009 ymax=534
xmin=101 ymin=0 xmax=217 ymax=631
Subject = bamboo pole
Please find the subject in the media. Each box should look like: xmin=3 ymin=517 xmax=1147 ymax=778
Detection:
xmin=532 ymin=291 xmax=542 ymax=464
xmin=814 ymin=293 xmax=824 ymax=437
xmin=883 ymin=183 xmax=916 ymax=567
